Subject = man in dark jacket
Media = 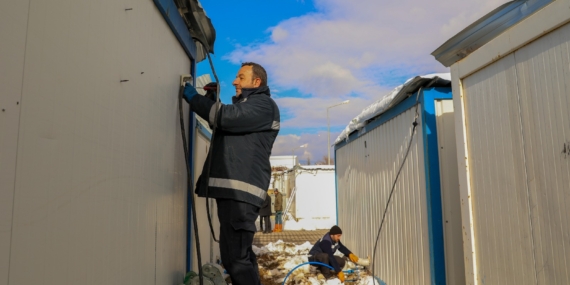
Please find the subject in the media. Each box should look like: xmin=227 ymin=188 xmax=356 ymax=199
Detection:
xmin=259 ymin=194 xmax=272 ymax=234
xmin=183 ymin=62 xmax=280 ymax=285
xmin=273 ymin=188 xmax=283 ymax=232
xmin=308 ymin=226 xmax=360 ymax=283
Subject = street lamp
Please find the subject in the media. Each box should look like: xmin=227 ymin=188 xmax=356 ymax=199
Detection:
xmin=291 ymin=144 xmax=308 ymax=167
xmin=327 ymin=100 xmax=350 ymax=165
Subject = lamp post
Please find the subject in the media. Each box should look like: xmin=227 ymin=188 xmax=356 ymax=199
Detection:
xmin=327 ymin=100 xmax=350 ymax=165
xmin=291 ymin=144 xmax=308 ymax=167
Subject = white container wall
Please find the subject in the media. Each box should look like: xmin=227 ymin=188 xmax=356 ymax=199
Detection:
xmin=0 ymin=0 xmax=200 ymax=284
xmin=293 ymin=166 xmax=336 ymax=229
xmin=191 ymin=125 xmax=221 ymax=271
xmin=440 ymin=0 xmax=570 ymax=283
xmin=336 ymin=108 xmax=431 ymax=285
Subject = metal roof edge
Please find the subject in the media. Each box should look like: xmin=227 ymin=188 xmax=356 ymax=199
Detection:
xmin=432 ymin=0 xmax=553 ymax=67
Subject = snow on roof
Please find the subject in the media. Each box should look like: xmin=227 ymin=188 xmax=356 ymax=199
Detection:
xmin=334 ymin=73 xmax=451 ymax=145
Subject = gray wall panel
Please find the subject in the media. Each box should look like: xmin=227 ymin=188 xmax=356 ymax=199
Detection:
xmin=7 ymin=1 xmax=190 ymax=284
xmin=0 ymin=0 xmax=30 ymax=284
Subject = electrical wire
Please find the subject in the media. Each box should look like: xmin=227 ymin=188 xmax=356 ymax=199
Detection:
xmin=370 ymin=88 xmax=422 ymax=285
xmin=192 ymin=36 xmax=220 ymax=244
xmin=179 ymin=85 xmax=205 ymax=285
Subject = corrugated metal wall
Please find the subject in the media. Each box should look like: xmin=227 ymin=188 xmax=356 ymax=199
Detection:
xmin=191 ymin=130 xmax=220 ymax=271
xmin=0 ymin=0 xmax=192 ymax=284
xmin=336 ymin=108 xmax=432 ymax=285
xmin=461 ymin=21 xmax=570 ymax=285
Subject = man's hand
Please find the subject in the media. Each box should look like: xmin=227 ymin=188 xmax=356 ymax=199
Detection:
xmin=337 ymin=271 xmax=345 ymax=282
xmin=349 ymin=253 xmax=359 ymax=263
xmin=183 ymin=83 xmax=199 ymax=103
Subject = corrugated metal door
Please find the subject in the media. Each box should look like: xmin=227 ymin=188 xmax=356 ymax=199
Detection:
xmin=462 ymin=21 xmax=570 ymax=285
xmin=513 ymin=21 xmax=570 ymax=285
xmin=337 ymin=108 xmax=431 ymax=285
xmin=462 ymin=54 xmax=537 ymax=285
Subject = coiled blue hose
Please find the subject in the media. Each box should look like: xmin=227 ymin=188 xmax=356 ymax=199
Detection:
xmin=281 ymin=262 xmax=334 ymax=285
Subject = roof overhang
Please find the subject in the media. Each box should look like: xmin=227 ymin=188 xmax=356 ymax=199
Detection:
xmin=432 ymin=0 xmax=553 ymax=67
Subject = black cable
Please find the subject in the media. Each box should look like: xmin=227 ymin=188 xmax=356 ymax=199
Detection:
xmin=179 ymin=86 xmax=204 ymax=285
xmin=370 ymin=89 xmax=422 ymax=285
xmin=192 ymin=36 xmax=220 ymax=243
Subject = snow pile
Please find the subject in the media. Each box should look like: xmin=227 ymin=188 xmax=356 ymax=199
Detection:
xmin=334 ymin=73 xmax=451 ymax=144
xmin=283 ymin=216 xmax=336 ymax=231
xmin=255 ymin=240 xmax=376 ymax=285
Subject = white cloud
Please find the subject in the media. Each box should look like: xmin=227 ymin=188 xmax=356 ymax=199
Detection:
xmin=275 ymin=96 xmax=372 ymax=130
xmin=224 ymin=0 xmax=510 ymax=157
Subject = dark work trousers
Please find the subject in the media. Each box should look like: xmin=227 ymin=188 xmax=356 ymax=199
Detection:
xmin=262 ymin=215 xmax=271 ymax=233
xmin=259 ymin=216 xmax=264 ymax=232
xmin=309 ymin=253 xmax=346 ymax=278
xmin=216 ymin=198 xmax=261 ymax=285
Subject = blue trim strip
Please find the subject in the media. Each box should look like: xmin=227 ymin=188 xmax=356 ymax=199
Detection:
xmin=186 ymin=63 xmax=197 ymax=272
xmin=420 ymin=87 xmax=452 ymax=285
xmin=186 ymin=115 xmax=197 ymax=272
xmin=153 ymin=0 xmax=197 ymax=60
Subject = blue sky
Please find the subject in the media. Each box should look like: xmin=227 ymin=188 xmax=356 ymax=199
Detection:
xmin=196 ymin=0 xmax=509 ymax=163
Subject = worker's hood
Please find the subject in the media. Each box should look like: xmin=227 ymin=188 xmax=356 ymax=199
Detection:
xmin=177 ymin=0 xmax=216 ymax=62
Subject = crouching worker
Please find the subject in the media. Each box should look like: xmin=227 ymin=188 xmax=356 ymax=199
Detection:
xmin=308 ymin=226 xmax=359 ymax=283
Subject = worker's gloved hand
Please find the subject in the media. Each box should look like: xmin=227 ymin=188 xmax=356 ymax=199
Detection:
xmin=349 ymin=253 xmax=359 ymax=263
xmin=337 ymin=271 xmax=345 ymax=282
xmin=183 ymin=83 xmax=199 ymax=103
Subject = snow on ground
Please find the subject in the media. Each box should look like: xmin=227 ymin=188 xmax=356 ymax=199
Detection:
xmin=254 ymin=240 xmax=377 ymax=285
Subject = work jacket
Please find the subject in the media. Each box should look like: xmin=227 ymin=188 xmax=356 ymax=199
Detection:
xmin=274 ymin=192 xmax=283 ymax=211
xmin=189 ymin=86 xmax=280 ymax=208
xmin=259 ymin=195 xmax=272 ymax=216
xmin=309 ymin=232 xmax=352 ymax=272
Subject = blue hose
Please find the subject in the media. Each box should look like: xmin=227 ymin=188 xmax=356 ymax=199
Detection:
xmin=281 ymin=262 xmax=335 ymax=285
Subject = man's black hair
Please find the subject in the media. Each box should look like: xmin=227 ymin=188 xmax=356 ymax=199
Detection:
xmin=241 ymin=62 xmax=267 ymax=87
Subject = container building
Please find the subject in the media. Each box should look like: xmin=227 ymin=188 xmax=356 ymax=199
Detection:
xmin=334 ymin=75 xmax=465 ymax=285
xmin=433 ymin=0 xmax=570 ymax=284
xmin=0 ymin=0 xmax=217 ymax=284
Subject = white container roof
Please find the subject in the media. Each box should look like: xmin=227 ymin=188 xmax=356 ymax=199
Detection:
xmin=334 ymin=73 xmax=451 ymax=145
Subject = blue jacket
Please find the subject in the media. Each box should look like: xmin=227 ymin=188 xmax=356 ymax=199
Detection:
xmin=189 ymin=86 xmax=280 ymax=208
xmin=309 ymin=232 xmax=352 ymax=272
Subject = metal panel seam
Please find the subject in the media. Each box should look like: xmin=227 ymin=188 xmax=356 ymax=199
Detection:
xmin=512 ymin=51 xmax=539 ymax=284
xmin=7 ymin=0 xmax=33 ymax=283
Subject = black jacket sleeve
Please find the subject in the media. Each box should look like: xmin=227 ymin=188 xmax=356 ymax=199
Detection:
xmin=338 ymin=241 xmax=352 ymax=257
xmin=319 ymin=240 xmax=342 ymax=272
xmin=189 ymin=94 xmax=278 ymax=134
